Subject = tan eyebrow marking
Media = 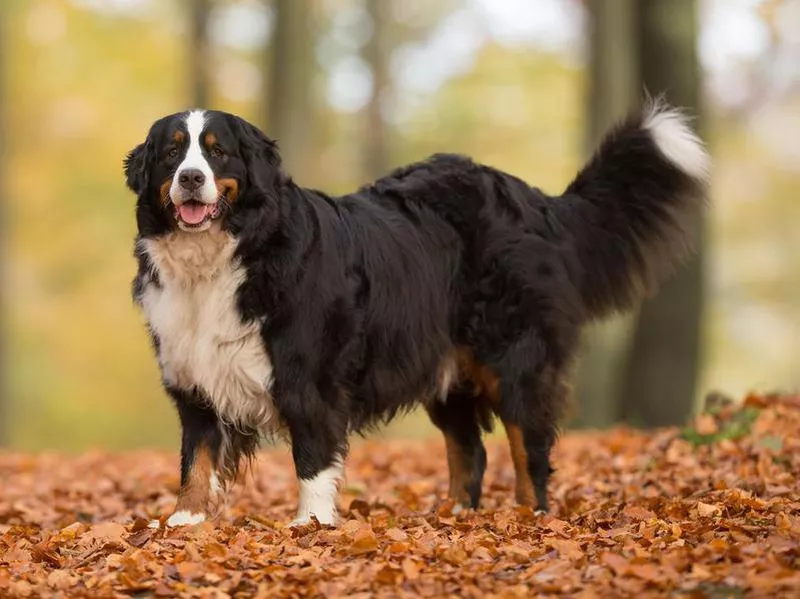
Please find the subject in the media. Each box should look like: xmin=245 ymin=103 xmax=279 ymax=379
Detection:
xmin=205 ymin=132 xmax=217 ymax=147
xmin=173 ymin=130 xmax=185 ymax=143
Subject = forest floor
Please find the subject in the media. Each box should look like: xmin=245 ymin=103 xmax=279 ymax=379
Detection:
xmin=1 ymin=394 xmax=799 ymax=598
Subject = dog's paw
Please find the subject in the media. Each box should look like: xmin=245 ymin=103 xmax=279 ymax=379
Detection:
xmin=289 ymin=516 xmax=313 ymax=529
xmin=452 ymin=503 xmax=472 ymax=516
xmin=289 ymin=512 xmax=336 ymax=528
xmin=163 ymin=510 xmax=207 ymax=528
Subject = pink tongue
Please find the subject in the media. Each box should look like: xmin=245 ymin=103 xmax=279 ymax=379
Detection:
xmin=178 ymin=203 xmax=210 ymax=225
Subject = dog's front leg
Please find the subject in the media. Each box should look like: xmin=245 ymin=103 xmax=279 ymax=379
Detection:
xmin=279 ymin=385 xmax=349 ymax=527
xmin=154 ymin=388 xmax=227 ymax=527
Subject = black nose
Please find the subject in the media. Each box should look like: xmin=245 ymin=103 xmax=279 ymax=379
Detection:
xmin=178 ymin=168 xmax=206 ymax=191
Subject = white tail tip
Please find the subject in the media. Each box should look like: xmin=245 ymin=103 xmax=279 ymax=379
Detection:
xmin=643 ymin=102 xmax=710 ymax=183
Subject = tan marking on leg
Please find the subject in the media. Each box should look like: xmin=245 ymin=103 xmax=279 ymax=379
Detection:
xmin=174 ymin=445 xmax=223 ymax=517
xmin=503 ymin=422 xmax=536 ymax=507
xmin=443 ymin=432 xmax=470 ymax=505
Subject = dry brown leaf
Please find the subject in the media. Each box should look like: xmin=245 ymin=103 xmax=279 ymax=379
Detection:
xmin=697 ymin=502 xmax=721 ymax=517
xmin=401 ymin=558 xmax=421 ymax=581
xmin=384 ymin=527 xmax=408 ymax=542
xmin=601 ymin=552 xmax=630 ymax=576
xmin=347 ymin=527 xmax=379 ymax=556
xmin=694 ymin=413 xmax=719 ymax=435
xmin=547 ymin=538 xmax=583 ymax=561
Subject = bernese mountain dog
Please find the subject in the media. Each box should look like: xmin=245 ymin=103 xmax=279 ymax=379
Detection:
xmin=124 ymin=102 xmax=709 ymax=528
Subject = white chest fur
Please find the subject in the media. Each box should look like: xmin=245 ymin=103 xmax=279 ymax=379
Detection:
xmin=139 ymin=231 xmax=276 ymax=432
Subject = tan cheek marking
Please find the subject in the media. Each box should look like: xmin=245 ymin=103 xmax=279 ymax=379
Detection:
xmin=160 ymin=178 xmax=173 ymax=206
xmin=503 ymin=422 xmax=536 ymax=507
xmin=216 ymin=178 xmax=239 ymax=203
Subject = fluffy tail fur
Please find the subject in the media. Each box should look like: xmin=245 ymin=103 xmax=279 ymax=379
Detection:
xmin=559 ymin=100 xmax=710 ymax=320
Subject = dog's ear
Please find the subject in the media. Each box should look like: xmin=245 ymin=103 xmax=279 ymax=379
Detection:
xmin=233 ymin=116 xmax=282 ymax=190
xmin=123 ymin=138 xmax=154 ymax=195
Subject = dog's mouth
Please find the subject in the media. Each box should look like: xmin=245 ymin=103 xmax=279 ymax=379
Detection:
xmin=174 ymin=200 xmax=224 ymax=228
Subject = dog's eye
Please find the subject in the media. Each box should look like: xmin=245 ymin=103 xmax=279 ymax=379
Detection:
xmin=167 ymin=148 xmax=179 ymax=159
xmin=210 ymin=146 xmax=225 ymax=159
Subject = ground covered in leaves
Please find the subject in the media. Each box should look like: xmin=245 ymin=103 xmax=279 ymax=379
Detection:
xmin=1 ymin=394 xmax=799 ymax=598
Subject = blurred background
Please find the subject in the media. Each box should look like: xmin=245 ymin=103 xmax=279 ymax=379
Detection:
xmin=0 ymin=0 xmax=797 ymax=451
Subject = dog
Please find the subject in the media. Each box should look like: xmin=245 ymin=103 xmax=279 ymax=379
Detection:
xmin=124 ymin=102 xmax=709 ymax=527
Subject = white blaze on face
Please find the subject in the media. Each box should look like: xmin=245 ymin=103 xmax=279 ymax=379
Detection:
xmin=169 ymin=110 xmax=218 ymax=204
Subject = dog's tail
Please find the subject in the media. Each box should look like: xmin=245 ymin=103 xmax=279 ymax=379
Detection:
xmin=558 ymin=100 xmax=710 ymax=320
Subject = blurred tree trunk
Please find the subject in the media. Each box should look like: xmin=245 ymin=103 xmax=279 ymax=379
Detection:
xmin=0 ymin=4 xmax=6 ymax=446
xmin=620 ymin=0 xmax=705 ymax=426
xmin=268 ymin=0 xmax=314 ymax=175
xmin=571 ymin=0 xmax=637 ymax=428
xmin=362 ymin=0 xmax=392 ymax=180
xmin=189 ymin=0 xmax=211 ymax=107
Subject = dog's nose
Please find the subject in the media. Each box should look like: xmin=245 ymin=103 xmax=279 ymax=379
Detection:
xmin=178 ymin=169 xmax=206 ymax=191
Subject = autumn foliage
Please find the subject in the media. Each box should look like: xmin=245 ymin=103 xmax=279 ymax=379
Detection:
xmin=1 ymin=394 xmax=799 ymax=597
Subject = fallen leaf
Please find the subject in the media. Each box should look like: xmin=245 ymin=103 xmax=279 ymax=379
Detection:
xmin=601 ymin=552 xmax=629 ymax=576
xmin=547 ymin=538 xmax=583 ymax=561
xmin=694 ymin=414 xmax=719 ymax=436
xmin=697 ymin=502 xmax=721 ymax=517
xmin=401 ymin=558 xmax=420 ymax=581
xmin=347 ymin=527 xmax=379 ymax=556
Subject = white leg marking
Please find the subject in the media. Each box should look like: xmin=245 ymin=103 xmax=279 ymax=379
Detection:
xmin=166 ymin=510 xmax=207 ymax=527
xmin=436 ymin=353 xmax=458 ymax=402
xmin=210 ymin=469 xmax=223 ymax=496
xmin=290 ymin=458 xmax=344 ymax=527
xmin=643 ymin=101 xmax=710 ymax=182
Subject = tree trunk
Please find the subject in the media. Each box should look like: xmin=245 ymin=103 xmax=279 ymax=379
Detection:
xmin=189 ymin=0 xmax=211 ymax=108
xmin=620 ymin=0 xmax=704 ymax=426
xmin=362 ymin=0 xmax=392 ymax=180
xmin=571 ymin=0 xmax=638 ymax=428
xmin=0 ymin=3 xmax=6 ymax=446
xmin=268 ymin=0 xmax=314 ymax=175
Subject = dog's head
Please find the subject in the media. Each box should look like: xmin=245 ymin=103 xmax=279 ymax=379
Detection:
xmin=125 ymin=110 xmax=281 ymax=235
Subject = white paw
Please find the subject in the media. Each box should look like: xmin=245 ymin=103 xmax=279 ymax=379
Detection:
xmin=289 ymin=515 xmax=312 ymax=528
xmin=292 ymin=460 xmax=343 ymax=528
xmin=289 ymin=510 xmax=337 ymax=528
xmin=165 ymin=510 xmax=206 ymax=527
xmin=147 ymin=519 xmax=161 ymax=529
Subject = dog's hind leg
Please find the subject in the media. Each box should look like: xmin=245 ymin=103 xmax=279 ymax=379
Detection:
xmin=495 ymin=344 xmax=570 ymax=513
xmin=426 ymin=390 xmax=492 ymax=511
xmin=501 ymin=417 xmax=556 ymax=512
